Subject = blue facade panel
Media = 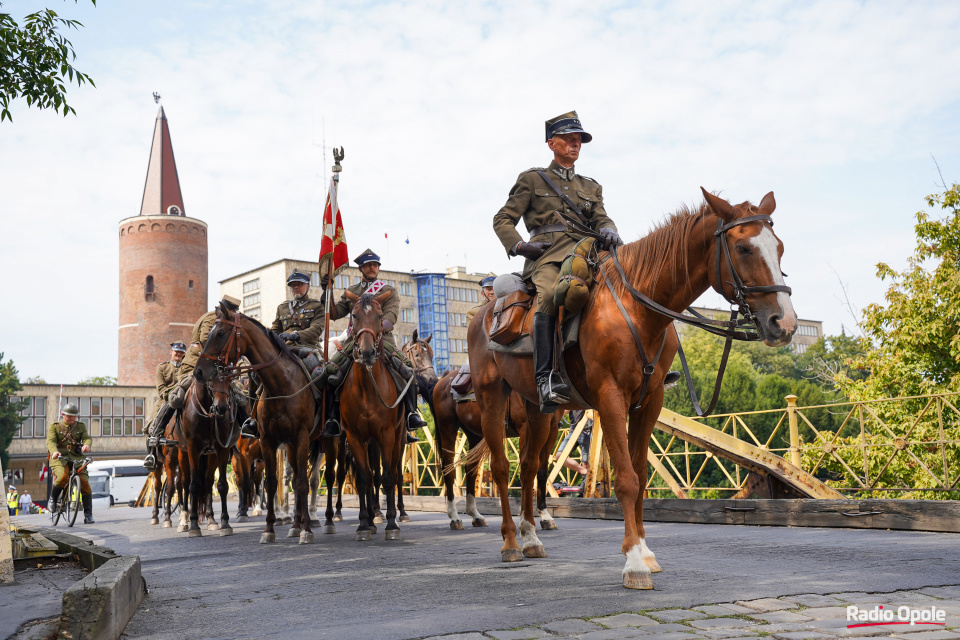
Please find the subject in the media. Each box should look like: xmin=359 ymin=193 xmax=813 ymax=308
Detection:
xmin=413 ymin=273 xmax=450 ymax=372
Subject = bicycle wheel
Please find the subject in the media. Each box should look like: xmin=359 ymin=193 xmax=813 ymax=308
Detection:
xmin=51 ymin=489 xmax=64 ymax=526
xmin=67 ymin=475 xmax=82 ymax=527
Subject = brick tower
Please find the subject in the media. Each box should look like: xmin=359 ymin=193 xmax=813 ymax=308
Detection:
xmin=118 ymin=107 xmax=208 ymax=386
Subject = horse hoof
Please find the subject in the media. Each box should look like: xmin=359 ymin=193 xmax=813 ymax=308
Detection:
xmin=373 ymin=515 xmax=384 ymax=524
xmin=356 ymin=530 xmax=372 ymax=542
xmin=260 ymin=532 xmax=276 ymax=544
xmin=540 ymin=520 xmax=558 ymax=530
xmin=287 ymin=527 xmax=302 ymax=538
xmin=236 ymin=515 xmax=248 ymax=523
xmin=162 ymin=521 xmax=172 ymax=528
xmin=399 ymin=515 xmax=411 ymax=523
xmin=188 ymin=528 xmax=202 ymax=538
xmin=251 ymin=509 xmax=261 ymax=517
xmin=323 ymin=525 xmax=336 ymax=535
xmin=450 ymin=520 xmax=464 ymax=530
xmin=472 ymin=518 xmax=488 ymax=527
xmin=310 ymin=518 xmax=321 ymax=526
xmin=206 ymin=523 xmax=220 ymax=531
xmin=333 ymin=514 xmax=343 ymax=522
xmin=370 ymin=525 xmax=377 ymax=534
xmin=645 ymin=557 xmax=663 ymax=573
xmin=501 ymin=548 xmax=524 ymax=563
xmin=219 ymin=526 xmax=234 ymax=537
xmin=299 ymin=531 xmax=315 ymax=545
xmin=623 ymin=571 xmax=654 ymax=590
xmin=522 ymin=545 xmax=547 ymax=558
xmin=149 ymin=517 xmax=160 ymax=525
xmin=385 ymin=529 xmax=401 ymax=540
xmin=177 ymin=525 xmax=188 ymax=533
xmin=281 ymin=515 xmax=293 ymax=524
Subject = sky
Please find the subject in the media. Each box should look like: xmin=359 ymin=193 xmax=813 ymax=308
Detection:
xmin=2 ymin=0 xmax=960 ymax=383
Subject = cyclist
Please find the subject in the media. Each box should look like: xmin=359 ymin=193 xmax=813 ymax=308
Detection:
xmin=46 ymin=403 xmax=95 ymax=524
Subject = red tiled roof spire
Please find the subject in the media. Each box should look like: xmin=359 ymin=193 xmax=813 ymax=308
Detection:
xmin=139 ymin=106 xmax=186 ymax=216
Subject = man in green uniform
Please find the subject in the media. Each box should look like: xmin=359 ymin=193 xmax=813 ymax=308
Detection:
xmin=143 ymin=342 xmax=186 ymax=469
xmin=493 ymin=111 xmax=623 ymax=412
xmin=466 ymin=274 xmax=497 ymax=323
xmin=320 ymin=248 xmax=426 ymax=441
xmin=143 ymin=296 xmax=241 ymax=468
xmin=239 ymin=270 xmax=326 ymax=438
xmin=47 ymin=403 xmax=94 ymax=524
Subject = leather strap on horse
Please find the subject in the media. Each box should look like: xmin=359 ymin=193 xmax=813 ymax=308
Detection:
xmin=364 ymin=364 xmax=416 ymax=410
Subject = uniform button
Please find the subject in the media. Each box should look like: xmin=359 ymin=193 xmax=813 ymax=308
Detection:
xmin=564 ymin=186 xmax=569 ymax=190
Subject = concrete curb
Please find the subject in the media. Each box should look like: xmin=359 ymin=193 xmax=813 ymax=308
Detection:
xmin=18 ymin=526 xmax=145 ymax=640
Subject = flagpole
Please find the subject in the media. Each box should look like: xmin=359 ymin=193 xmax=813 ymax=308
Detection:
xmin=322 ymin=147 xmax=344 ymax=430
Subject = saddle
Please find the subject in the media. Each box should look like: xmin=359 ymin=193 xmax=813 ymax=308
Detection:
xmin=291 ymin=347 xmax=326 ymax=402
xmin=486 ymin=310 xmax=582 ymax=356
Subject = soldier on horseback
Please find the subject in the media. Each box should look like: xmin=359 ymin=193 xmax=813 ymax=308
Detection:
xmin=239 ymin=269 xmax=325 ymax=439
xmin=493 ymin=111 xmax=624 ymax=412
xmin=143 ymin=296 xmax=241 ymax=468
xmin=320 ymin=248 xmax=426 ymax=443
xmin=466 ymin=274 xmax=497 ymax=323
xmin=142 ymin=341 xmax=186 ymax=469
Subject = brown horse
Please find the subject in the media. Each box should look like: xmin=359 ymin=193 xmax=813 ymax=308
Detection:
xmin=195 ymin=306 xmax=324 ymax=544
xmin=469 ymin=190 xmax=797 ymax=589
xmin=233 ymin=437 xmax=264 ymax=522
xmin=178 ymin=376 xmax=239 ymax=537
xmin=339 ymin=289 xmax=406 ymax=541
xmin=430 ymin=372 xmax=562 ymax=531
xmin=148 ymin=415 xmax=183 ymax=528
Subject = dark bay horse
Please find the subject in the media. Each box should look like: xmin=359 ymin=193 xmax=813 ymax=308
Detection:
xmin=179 ymin=377 xmax=239 ymax=537
xmin=339 ymin=289 xmax=406 ymax=541
xmin=148 ymin=415 xmax=183 ymax=528
xmin=469 ymin=190 xmax=797 ymax=589
xmin=195 ymin=305 xmax=321 ymax=545
xmin=233 ymin=437 xmax=264 ymax=522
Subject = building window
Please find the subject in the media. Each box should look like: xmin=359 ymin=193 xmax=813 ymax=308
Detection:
xmin=84 ymin=396 xmax=144 ymax=437
xmin=311 ymin=272 xmax=320 ymax=286
xmin=246 ymin=306 xmax=261 ymax=320
xmin=188 ymin=280 xmax=194 ymax=289
xmin=145 ymin=275 xmax=156 ymax=301
xmin=354 ymin=276 xmax=362 ymax=285
xmin=243 ymin=278 xmax=260 ymax=294
xmin=15 ymin=396 xmax=45 ymax=439
xmin=244 ymin=293 xmax=260 ymax=307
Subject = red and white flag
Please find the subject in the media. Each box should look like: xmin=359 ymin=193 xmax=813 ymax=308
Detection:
xmin=318 ymin=176 xmax=349 ymax=277
xmin=39 ymin=464 xmax=48 ymax=483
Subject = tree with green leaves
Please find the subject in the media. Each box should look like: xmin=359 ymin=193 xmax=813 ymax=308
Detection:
xmin=23 ymin=375 xmax=47 ymax=384
xmin=0 ymin=1 xmax=96 ymax=122
xmin=0 ymin=353 xmax=25 ymax=470
xmin=77 ymin=375 xmax=116 ymax=386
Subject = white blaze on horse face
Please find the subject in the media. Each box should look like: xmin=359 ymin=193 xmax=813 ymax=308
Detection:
xmin=749 ymin=227 xmax=798 ymax=334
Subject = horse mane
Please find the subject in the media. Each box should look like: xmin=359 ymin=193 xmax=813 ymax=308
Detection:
xmin=610 ymin=198 xmax=759 ymax=295
xmin=240 ymin=312 xmax=297 ymax=359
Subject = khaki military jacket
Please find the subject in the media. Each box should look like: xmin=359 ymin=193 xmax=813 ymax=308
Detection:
xmin=493 ymin=159 xmax=616 ymax=279
xmin=179 ymin=310 xmax=218 ymax=377
xmin=329 ymin=280 xmax=400 ymax=343
xmin=271 ymin=297 xmax=324 ymax=346
xmin=155 ymin=361 xmax=181 ymax=401
xmin=466 ymin=303 xmax=486 ymax=323
xmin=47 ymin=421 xmax=92 ymax=461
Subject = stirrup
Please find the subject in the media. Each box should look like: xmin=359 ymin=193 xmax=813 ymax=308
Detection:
xmin=143 ymin=454 xmax=157 ymax=470
xmin=240 ymin=418 xmax=259 ymax=440
xmin=538 ymin=372 xmax=570 ymax=410
xmin=322 ymin=419 xmax=341 ymax=438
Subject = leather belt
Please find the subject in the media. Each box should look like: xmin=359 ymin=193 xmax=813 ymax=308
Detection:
xmin=528 ymin=223 xmax=567 ymax=237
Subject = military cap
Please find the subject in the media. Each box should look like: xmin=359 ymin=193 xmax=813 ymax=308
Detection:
xmin=480 ymin=275 xmax=496 ymax=288
xmin=61 ymin=402 xmax=80 ymax=416
xmin=354 ymin=248 xmax=381 ymax=267
xmin=287 ymin=269 xmax=311 ymax=286
xmin=170 ymin=341 xmax=187 ymax=353
xmin=545 ymin=110 xmax=592 ymax=143
xmin=221 ymin=295 xmax=241 ymax=311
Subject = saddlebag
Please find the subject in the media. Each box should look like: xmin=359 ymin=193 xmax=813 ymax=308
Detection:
xmin=489 ymin=289 xmax=533 ymax=345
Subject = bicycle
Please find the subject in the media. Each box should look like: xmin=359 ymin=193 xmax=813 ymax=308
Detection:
xmin=50 ymin=457 xmax=93 ymax=527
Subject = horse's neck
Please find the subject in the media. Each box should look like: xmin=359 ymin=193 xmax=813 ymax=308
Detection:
xmin=244 ymin=328 xmax=301 ymax=393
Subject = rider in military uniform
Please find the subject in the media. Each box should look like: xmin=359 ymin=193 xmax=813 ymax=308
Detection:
xmin=239 ymin=269 xmax=325 ymax=438
xmin=320 ymin=248 xmax=427 ymax=442
xmin=466 ymin=274 xmax=497 ymax=323
xmin=493 ymin=111 xmax=623 ymax=412
xmin=47 ymin=403 xmax=95 ymax=524
xmin=143 ymin=296 xmax=241 ymax=468
xmin=143 ymin=342 xmax=187 ymax=469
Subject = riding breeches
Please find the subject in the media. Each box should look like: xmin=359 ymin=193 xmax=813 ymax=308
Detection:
xmin=529 ymin=261 xmax=561 ymax=315
xmin=50 ymin=458 xmax=91 ymax=494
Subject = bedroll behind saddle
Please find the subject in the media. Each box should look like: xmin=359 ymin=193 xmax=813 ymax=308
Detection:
xmin=553 ymin=237 xmax=599 ymax=315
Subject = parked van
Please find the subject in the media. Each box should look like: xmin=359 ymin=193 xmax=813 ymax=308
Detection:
xmin=87 ymin=459 xmax=150 ymax=506
xmin=87 ymin=473 xmax=113 ymax=511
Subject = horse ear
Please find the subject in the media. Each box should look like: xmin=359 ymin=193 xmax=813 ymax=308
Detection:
xmin=345 ymin=290 xmax=359 ymax=303
xmin=374 ymin=290 xmax=392 ymax=305
xmin=701 ymin=187 xmax=735 ymax=222
xmin=412 ymin=329 xmax=419 ymax=343
xmin=218 ymin=302 xmax=232 ymax=318
xmin=758 ymin=191 xmax=776 ymax=216
xmin=425 ymin=333 xmax=432 ymax=344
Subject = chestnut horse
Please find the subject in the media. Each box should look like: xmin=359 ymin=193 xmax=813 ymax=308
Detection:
xmin=339 ymin=289 xmax=406 ymax=541
xmin=430 ymin=373 xmax=561 ymax=531
xmin=178 ymin=377 xmax=239 ymax=537
xmin=194 ymin=306 xmax=321 ymax=545
xmin=469 ymin=190 xmax=797 ymax=589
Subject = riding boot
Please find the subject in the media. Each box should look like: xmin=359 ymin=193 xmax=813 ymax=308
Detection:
xmin=403 ymin=386 xmax=424 ymax=443
xmin=664 ymin=371 xmax=682 ymax=388
xmin=322 ymin=394 xmax=341 ymax=438
xmin=240 ymin=417 xmax=259 ymax=439
xmin=48 ymin=486 xmax=63 ymax=512
xmin=533 ymin=312 xmax=571 ymax=413
xmin=82 ymin=494 xmax=95 ymax=524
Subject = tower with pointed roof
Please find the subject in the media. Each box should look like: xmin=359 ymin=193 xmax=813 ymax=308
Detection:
xmin=117 ymin=107 xmax=208 ymax=386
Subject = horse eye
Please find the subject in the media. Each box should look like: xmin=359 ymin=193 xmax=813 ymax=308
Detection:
xmin=735 ymin=245 xmax=751 ymax=255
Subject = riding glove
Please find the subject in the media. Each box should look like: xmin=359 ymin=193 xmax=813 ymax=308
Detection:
xmin=279 ymin=331 xmax=300 ymax=343
xmin=320 ymin=274 xmax=331 ymax=289
xmin=514 ymin=241 xmax=553 ymax=260
xmin=600 ymin=228 xmax=623 ymax=249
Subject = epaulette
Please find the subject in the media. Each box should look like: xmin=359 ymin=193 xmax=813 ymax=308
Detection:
xmin=580 ymin=175 xmax=599 ymax=184
xmin=523 ymin=167 xmax=546 ymax=174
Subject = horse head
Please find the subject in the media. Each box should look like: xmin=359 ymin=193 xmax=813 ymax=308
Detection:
xmin=195 ymin=302 xmax=251 ymax=383
xmin=403 ymin=329 xmax=438 ymax=388
xmin=208 ymin=376 xmax=231 ymax=417
xmin=701 ymin=188 xmax=798 ymax=347
xmin=345 ymin=289 xmax=391 ymax=368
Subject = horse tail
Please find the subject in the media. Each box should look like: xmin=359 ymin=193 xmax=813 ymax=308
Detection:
xmin=444 ymin=439 xmax=489 ymax=477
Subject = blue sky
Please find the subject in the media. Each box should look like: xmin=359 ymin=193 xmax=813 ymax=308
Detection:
xmin=2 ymin=0 xmax=960 ymax=382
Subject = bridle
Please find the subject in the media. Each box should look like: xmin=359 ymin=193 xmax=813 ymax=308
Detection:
xmin=352 ymin=327 xmax=384 ymax=366
xmin=199 ymin=313 xmax=283 ymax=381
xmin=598 ymin=213 xmax=793 ymax=417
xmin=402 ymin=340 xmax=437 ymax=380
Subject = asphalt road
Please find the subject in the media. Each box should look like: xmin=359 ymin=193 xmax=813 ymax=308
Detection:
xmin=11 ymin=503 xmax=960 ymax=640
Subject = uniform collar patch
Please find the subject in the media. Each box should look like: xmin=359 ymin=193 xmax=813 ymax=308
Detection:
xmin=551 ymin=163 xmax=575 ymax=182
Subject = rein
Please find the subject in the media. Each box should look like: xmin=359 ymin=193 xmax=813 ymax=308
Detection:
xmin=188 ymin=382 xmax=238 ymax=450
xmin=354 ymin=324 xmax=414 ymax=410
xmin=600 ymin=213 xmax=792 ymax=417
xmin=199 ymin=314 xmax=284 ymax=380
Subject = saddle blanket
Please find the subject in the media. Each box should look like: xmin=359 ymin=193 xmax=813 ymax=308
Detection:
xmin=486 ymin=313 xmax=581 ymax=356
